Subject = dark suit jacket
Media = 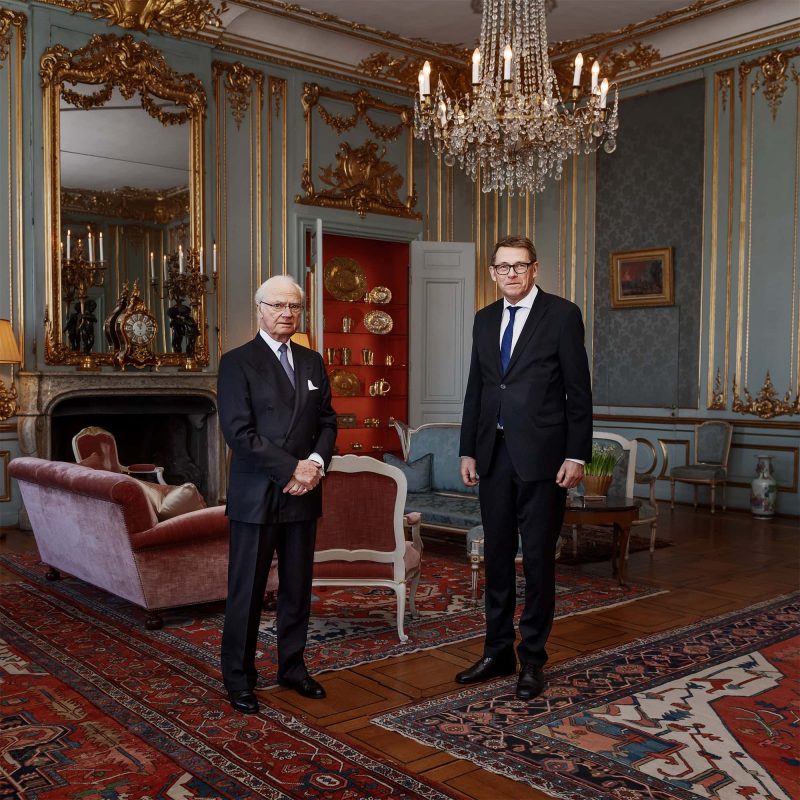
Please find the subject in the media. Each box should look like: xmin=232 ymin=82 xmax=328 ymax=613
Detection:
xmin=218 ymin=335 xmax=337 ymax=524
xmin=460 ymin=289 xmax=592 ymax=482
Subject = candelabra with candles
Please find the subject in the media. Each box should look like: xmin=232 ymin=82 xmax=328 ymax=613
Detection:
xmin=60 ymin=229 xmax=107 ymax=371
xmin=154 ymin=244 xmax=216 ymax=371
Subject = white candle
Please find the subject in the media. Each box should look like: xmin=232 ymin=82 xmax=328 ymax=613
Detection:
xmin=199 ymin=246 xmax=204 ymax=274
xmin=88 ymin=231 xmax=94 ymax=262
xmin=418 ymin=69 xmax=425 ymax=97
xmin=178 ymin=245 xmax=184 ymax=273
xmin=422 ymin=61 xmax=431 ymax=96
xmin=600 ymin=78 xmax=609 ymax=109
xmin=66 ymin=230 xmax=71 ymax=260
xmin=99 ymin=232 xmax=104 ymax=262
xmin=150 ymin=251 xmax=154 ymax=278
xmin=572 ymin=53 xmax=583 ymax=86
xmin=591 ymin=60 xmax=600 ymax=92
xmin=503 ymin=45 xmax=512 ymax=80
xmin=472 ymin=48 xmax=481 ymax=85
xmin=162 ymin=254 xmax=167 ymax=281
xmin=212 ymin=242 xmax=217 ymax=274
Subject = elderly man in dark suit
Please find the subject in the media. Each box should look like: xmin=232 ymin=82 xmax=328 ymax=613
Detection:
xmin=458 ymin=235 xmax=592 ymax=700
xmin=218 ymin=275 xmax=336 ymax=714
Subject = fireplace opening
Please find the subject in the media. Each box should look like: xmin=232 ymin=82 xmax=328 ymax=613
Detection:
xmin=51 ymin=394 xmax=217 ymax=496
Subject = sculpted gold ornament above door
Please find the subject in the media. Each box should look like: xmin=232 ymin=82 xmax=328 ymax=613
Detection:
xmin=40 ymin=33 xmax=210 ymax=370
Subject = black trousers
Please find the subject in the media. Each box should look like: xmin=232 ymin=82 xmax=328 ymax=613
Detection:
xmin=221 ymin=518 xmax=316 ymax=692
xmin=478 ymin=433 xmax=566 ymax=667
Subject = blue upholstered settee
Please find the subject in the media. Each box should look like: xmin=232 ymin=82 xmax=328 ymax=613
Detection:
xmin=386 ymin=422 xmax=481 ymax=534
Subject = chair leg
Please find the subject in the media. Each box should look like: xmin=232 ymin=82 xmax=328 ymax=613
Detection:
xmin=572 ymin=524 xmax=579 ymax=556
xmin=722 ymin=481 xmax=727 ymax=511
xmin=649 ymin=522 xmax=656 ymax=553
xmin=670 ymin=479 xmax=675 ymax=509
xmin=394 ymin=585 xmax=408 ymax=642
xmin=693 ymin=484 xmax=698 ymax=509
xmin=469 ymin=539 xmax=482 ymax=607
xmin=710 ymin=483 xmax=716 ymax=514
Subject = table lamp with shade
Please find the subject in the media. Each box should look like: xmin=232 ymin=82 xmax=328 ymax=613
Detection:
xmin=0 ymin=319 xmax=21 ymax=420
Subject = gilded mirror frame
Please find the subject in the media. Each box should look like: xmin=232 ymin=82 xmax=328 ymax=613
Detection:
xmin=40 ymin=32 xmax=208 ymax=368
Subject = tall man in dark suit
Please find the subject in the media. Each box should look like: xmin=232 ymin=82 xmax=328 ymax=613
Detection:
xmin=458 ymin=235 xmax=592 ymax=699
xmin=218 ymin=275 xmax=336 ymax=714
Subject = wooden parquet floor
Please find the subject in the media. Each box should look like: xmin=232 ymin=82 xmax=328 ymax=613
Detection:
xmin=1 ymin=503 xmax=798 ymax=799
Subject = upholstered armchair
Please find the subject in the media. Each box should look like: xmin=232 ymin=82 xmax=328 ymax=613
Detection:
xmin=669 ymin=420 xmax=733 ymax=513
xmin=72 ymin=426 xmax=167 ymax=484
xmin=312 ymin=454 xmax=424 ymax=642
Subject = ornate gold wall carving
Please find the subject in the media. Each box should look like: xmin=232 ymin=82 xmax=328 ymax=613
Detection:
xmin=70 ymin=0 xmax=226 ymax=37
xmin=739 ymin=47 xmax=800 ymax=120
xmin=732 ymin=372 xmax=800 ymax=419
xmin=61 ymin=186 xmax=189 ymax=224
xmin=0 ymin=8 xmax=26 ymax=64
xmin=212 ymin=60 xmax=264 ymax=130
xmin=296 ymin=82 xmax=419 ymax=220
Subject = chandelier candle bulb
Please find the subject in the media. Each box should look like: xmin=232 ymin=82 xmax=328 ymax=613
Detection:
xmin=503 ymin=45 xmax=512 ymax=80
xmin=418 ymin=69 xmax=425 ymax=96
xmin=572 ymin=52 xmax=583 ymax=86
xmin=600 ymin=78 xmax=609 ymax=109
xmin=472 ymin=48 xmax=481 ymax=85
xmin=421 ymin=61 xmax=431 ymax=96
xmin=150 ymin=251 xmax=154 ymax=278
xmin=178 ymin=245 xmax=184 ymax=273
xmin=591 ymin=60 xmax=600 ymax=92
xmin=162 ymin=254 xmax=167 ymax=281
xmin=99 ymin=232 xmax=103 ymax=262
xmin=88 ymin=232 xmax=94 ymax=262
xmin=212 ymin=242 xmax=217 ymax=274
xmin=66 ymin=230 xmax=71 ymax=260
xmin=199 ymin=246 xmax=204 ymax=274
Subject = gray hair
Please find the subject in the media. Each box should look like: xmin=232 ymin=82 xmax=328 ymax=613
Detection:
xmin=254 ymin=275 xmax=305 ymax=306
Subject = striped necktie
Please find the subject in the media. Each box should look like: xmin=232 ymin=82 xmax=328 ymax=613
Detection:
xmin=278 ymin=343 xmax=295 ymax=388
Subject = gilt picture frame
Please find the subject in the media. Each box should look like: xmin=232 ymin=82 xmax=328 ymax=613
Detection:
xmin=610 ymin=247 xmax=674 ymax=308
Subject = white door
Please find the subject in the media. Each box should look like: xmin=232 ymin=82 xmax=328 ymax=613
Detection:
xmin=409 ymin=241 xmax=475 ymax=426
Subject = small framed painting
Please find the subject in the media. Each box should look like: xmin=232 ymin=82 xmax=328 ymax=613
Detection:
xmin=610 ymin=247 xmax=674 ymax=308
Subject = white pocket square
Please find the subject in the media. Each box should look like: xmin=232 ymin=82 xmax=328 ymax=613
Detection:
xmin=307 ymin=379 xmax=319 ymax=390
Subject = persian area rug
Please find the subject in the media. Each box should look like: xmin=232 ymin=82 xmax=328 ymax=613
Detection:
xmin=372 ymin=594 xmax=800 ymax=800
xmin=556 ymin=528 xmax=671 ymax=566
xmin=0 ymin=580 xmax=456 ymax=800
xmin=0 ymin=543 xmax=664 ymax=682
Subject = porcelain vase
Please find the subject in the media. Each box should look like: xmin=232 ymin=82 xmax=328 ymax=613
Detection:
xmin=750 ymin=455 xmax=777 ymax=518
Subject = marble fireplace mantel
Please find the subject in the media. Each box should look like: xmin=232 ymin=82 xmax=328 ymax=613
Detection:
xmin=16 ymin=370 xmax=224 ymax=503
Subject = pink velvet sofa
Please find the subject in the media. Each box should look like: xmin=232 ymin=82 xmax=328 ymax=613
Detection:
xmin=9 ymin=457 xmax=264 ymax=629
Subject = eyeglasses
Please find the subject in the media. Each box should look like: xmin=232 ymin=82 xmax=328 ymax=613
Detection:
xmin=491 ymin=261 xmax=534 ymax=275
xmin=259 ymin=301 xmax=303 ymax=313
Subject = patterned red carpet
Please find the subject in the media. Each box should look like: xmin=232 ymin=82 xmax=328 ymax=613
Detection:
xmin=0 ymin=542 xmax=663 ymax=681
xmin=372 ymin=594 xmax=800 ymax=800
xmin=0 ymin=576 xmax=456 ymax=799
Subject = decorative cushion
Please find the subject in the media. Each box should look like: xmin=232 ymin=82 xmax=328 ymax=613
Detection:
xmin=78 ymin=452 xmax=106 ymax=470
xmin=136 ymin=479 xmax=206 ymax=521
xmin=407 ymin=426 xmax=479 ymax=495
xmin=383 ymin=452 xmax=433 ymax=493
xmin=404 ymin=492 xmax=481 ymax=530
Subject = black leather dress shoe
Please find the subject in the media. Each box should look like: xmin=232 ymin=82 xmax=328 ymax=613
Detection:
xmin=516 ymin=664 xmax=545 ymax=699
xmin=228 ymin=689 xmax=259 ymax=714
xmin=455 ymin=654 xmax=517 ymax=684
xmin=278 ymin=675 xmax=326 ymax=699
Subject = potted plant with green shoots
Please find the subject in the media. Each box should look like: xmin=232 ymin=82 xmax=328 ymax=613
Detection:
xmin=582 ymin=443 xmax=621 ymax=498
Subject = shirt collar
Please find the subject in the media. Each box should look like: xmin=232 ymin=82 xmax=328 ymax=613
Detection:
xmin=503 ymin=284 xmax=538 ymax=311
xmin=259 ymin=329 xmax=291 ymax=356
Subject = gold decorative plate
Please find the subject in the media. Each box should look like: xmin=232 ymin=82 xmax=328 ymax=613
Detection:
xmin=367 ymin=286 xmax=392 ymax=304
xmin=363 ymin=309 xmax=393 ymax=334
xmin=324 ymin=257 xmax=367 ymax=301
xmin=329 ymin=368 xmax=361 ymax=396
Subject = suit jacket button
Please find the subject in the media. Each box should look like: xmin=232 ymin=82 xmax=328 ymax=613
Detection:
xmin=500 ymin=383 xmax=506 ymax=389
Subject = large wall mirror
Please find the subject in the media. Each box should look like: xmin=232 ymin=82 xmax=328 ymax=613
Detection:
xmin=41 ymin=33 xmax=209 ymax=369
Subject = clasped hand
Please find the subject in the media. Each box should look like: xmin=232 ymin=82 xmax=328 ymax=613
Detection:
xmin=284 ymin=459 xmax=322 ymax=495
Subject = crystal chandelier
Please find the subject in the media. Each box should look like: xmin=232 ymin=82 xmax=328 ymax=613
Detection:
xmin=414 ymin=0 xmax=619 ymax=195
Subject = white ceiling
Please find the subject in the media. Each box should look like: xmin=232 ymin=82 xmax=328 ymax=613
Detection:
xmin=280 ymin=0 xmax=694 ymax=47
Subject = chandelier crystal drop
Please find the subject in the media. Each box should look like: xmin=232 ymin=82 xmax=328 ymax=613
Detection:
xmin=414 ymin=0 xmax=620 ymax=195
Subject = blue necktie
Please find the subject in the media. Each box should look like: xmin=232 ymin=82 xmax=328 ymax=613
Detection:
xmin=500 ymin=306 xmax=519 ymax=373
xmin=278 ymin=343 xmax=295 ymax=388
